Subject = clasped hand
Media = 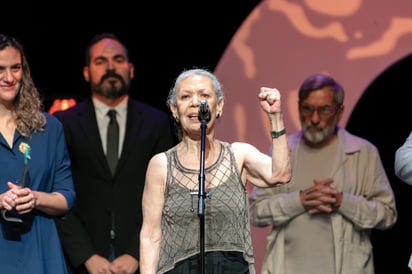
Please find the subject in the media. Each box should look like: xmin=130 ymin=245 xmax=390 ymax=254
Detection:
xmin=0 ymin=182 xmax=36 ymax=214
xmin=299 ymin=178 xmax=342 ymax=214
xmin=85 ymin=253 xmax=138 ymax=274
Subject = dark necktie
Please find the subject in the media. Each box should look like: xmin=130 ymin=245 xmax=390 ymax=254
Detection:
xmin=107 ymin=109 xmax=119 ymax=175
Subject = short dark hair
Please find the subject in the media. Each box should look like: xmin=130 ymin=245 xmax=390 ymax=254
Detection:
xmin=84 ymin=32 xmax=129 ymax=65
xmin=298 ymin=73 xmax=344 ymax=106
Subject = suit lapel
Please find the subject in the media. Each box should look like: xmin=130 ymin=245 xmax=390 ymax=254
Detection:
xmin=117 ymin=100 xmax=143 ymax=169
xmin=77 ymin=100 xmax=111 ymax=173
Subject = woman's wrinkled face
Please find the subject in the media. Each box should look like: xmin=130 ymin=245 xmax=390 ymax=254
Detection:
xmin=170 ymin=74 xmax=223 ymax=136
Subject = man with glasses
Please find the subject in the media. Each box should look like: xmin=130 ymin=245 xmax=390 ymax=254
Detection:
xmin=249 ymin=73 xmax=397 ymax=274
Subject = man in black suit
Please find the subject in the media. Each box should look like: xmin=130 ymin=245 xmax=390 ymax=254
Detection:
xmin=54 ymin=33 xmax=175 ymax=274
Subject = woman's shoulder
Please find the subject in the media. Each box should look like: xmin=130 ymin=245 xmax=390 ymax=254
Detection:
xmin=147 ymin=152 xmax=168 ymax=181
xmin=43 ymin=112 xmax=58 ymax=121
xmin=149 ymin=150 xmax=169 ymax=168
xmin=225 ymin=142 xmax=258 ymax=162
xmin=43 ymin=112 xmax=64 ymax=129
xmin=230 ymin=141 xmax=256 ymax=151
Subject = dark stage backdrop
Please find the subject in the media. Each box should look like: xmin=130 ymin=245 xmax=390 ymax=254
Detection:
xmin=4 ymin=1 xmax=260 ymax=113
xmin=5 ymin=1 xmax=412 ymax=274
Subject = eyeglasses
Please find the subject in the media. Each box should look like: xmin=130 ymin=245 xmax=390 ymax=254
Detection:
xmin=300 ymin=104 xmax=340 ymax=118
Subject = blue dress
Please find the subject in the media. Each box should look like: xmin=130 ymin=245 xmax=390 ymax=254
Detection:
xmin=0 ymin=113 xmax=76 ymax=273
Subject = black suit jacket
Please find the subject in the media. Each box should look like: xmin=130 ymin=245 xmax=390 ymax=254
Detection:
xmin=54 ymin=98 xmax=175 ymax=273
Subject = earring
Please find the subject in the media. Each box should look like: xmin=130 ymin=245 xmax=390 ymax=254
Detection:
xmin=216 ymin=113 xmax=220 ymax=119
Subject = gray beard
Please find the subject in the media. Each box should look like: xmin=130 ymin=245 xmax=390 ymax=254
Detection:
xmin=302 ymin=125 xmax=335 ymax=144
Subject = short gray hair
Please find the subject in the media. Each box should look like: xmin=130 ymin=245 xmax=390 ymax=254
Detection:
xmin=166 ymin=68 xmax=224 ymax=107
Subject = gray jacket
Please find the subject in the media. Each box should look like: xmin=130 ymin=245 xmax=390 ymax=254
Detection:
xmin=395 ymin=131 xmax=412 ymax=185
xmin=249 ymin=127 xmax=397 ymax=274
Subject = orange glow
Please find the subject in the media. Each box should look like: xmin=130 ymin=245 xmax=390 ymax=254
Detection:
xmin=48 ymin=98 xmax=77 ymax=114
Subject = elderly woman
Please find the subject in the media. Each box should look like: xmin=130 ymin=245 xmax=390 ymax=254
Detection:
xmin=139 ymin=68 xmax=291 ymax=274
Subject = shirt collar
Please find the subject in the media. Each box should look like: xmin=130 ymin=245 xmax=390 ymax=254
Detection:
xmin=92 ymin=96 xmax=128 ymax=120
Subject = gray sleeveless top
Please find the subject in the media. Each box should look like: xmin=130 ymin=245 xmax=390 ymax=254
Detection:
xmin=158 ymin=141 xmax=255 ymax=273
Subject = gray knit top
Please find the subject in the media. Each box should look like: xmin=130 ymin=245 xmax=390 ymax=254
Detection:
xmin=158 ymin=141 xmax=255 ymax=274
